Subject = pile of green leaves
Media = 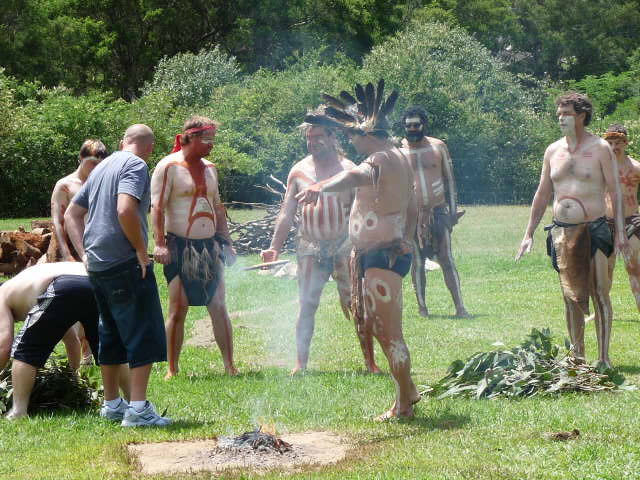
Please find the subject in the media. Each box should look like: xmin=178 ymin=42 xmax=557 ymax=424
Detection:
xmin=0 ymin=357 xmax=102 ymax=415
xmin=426 ymin=328 xmax=633 ymax=399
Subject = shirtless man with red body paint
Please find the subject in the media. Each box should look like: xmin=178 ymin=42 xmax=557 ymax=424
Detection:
xmin=517 ymin=93 xmax=627 ymax=369
xmin=49 ymin=139 xmax=107 ymax=367
xmin=261 ymin=123 xmax=380 ymax=375
xmin=603 ymin=124 xmax=640 ymax=312
xmin=151 ymin=116 xmax=237 ymax=379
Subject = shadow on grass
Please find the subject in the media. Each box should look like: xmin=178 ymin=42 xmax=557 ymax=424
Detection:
xmin=615 ymin=364 xmax=640 ymax=375
xmin=405 ymin=409 xmax=470 ymax=430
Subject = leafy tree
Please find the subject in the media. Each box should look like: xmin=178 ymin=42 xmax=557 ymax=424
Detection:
xmin=360 ymin=21 xmax=554 ymax=203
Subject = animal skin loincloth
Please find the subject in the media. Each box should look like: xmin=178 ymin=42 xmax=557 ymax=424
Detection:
xmin=545 ymin=217 xmax=613 ymax=314
xmin=297 ymin=234 xmax=351 ymax=272
xmin=416 ymin=205 xmax=455 ymax=257
xmin=163 ymin=233 xmax=224 ymax=306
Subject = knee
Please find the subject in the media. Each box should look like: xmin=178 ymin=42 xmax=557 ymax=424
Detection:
xmin=299 ymin=297 xmax=320 ymax=316
xmin=169 ymin=303 xmax=189 ymax=321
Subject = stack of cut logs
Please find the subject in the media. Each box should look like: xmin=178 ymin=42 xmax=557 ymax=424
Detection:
xmin=227 ymin=202 xmax=297 ymax=255
xmin=0 ymin=221 xmax=56 ymax=276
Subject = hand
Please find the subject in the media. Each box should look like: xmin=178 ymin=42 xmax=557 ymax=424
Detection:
xmin=260 ymin=248 xmax=279 ymax=263
xmin=153 ymin=245 xmax=171 ymax=265
xmin=136 ymin=250 xmax=151 ymax=279
xmin=295 ymin=183 xmax=322 ymax=205
xmin=515 ymin=236 xmax=533 ymax=261
xmin=616 ymin=234 xmax=631 ymax=260
xmin=223 ymin=244 xmax=237 ymax=266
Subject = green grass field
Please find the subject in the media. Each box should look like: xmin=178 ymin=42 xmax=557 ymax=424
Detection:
xmin=2 ymin=206 xmax=640 ymax=479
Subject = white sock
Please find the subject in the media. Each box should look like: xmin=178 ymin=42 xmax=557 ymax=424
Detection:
xmin=105 ymin=397 xmax=123 ymax=409
xmin=131 ymin=400 xmax=147 ymax=412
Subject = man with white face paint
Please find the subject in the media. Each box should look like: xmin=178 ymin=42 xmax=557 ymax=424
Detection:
xmin=297 ymin=80 xmax=420 ymax=420
xmin=602 ymin=124 xmax=640 ymax=312
xmin=400 ymin=106 xmax=469 ymax=318
xmin=261 ymin=119 xmax=380 ymax=375
xmin=516 ymin=93 xmax=627 ymax=369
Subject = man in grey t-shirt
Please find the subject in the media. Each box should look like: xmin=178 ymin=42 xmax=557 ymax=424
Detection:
xmin=65 ymin=124 xmax=171 ymax=427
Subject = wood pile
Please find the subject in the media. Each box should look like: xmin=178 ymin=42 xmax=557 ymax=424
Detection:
xmin=227 ymin=202 xmax=297 ymax=255
xmin=0 ymin=221 xmax=55 ymax=275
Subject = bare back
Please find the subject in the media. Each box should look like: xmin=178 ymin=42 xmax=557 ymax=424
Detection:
xmin=0 ymin=262 xmax=87 ymax=321
xmin=152 ymin=152 xmax=222 ymax=239
xmin=289 ymin=155 xmax=355 ymax=242
xmin=549 ymin=135 xmax=613 ymax=223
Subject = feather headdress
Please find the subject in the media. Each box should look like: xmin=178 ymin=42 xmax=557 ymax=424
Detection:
xmin=304 ymin=79 xmax=398 ymax=136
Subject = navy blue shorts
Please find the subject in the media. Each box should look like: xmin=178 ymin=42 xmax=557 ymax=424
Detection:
xmin=88 ymin=259 xmax=167 ymax=368
xmin=11 ymin=275 xmax=99 ymax=368
xmin=361 ymin=248 xmax=412 ymax=278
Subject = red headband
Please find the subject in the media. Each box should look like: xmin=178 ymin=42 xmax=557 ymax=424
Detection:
xmin=171 ymin=125 xmax=217 ymax=153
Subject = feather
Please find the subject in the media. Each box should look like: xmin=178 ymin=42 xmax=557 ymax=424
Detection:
xmin=339 ymin=91 xmax=357 ymax=105
xmin=379 ymin=90 xmax=399 ymax=119
xmin=373 ymin=78 xmax=385 ymax=121
xmin=355 ymin=83 xmax=367 ymax=116
xmin=324 ymin=107 xmax=357 ymax=125
xmin=365 ymin=82 xmax=375 ymax=122
xmin=321 ymin=94 xmax=346 ymax=109
xmin=303 ymin=114 xmax=349 ymax=131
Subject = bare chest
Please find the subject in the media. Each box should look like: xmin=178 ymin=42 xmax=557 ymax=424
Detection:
xmin=550 ymin=149 xmax=602 ymax=185
xmin=170 ymin=163 xmax=217 ymax=200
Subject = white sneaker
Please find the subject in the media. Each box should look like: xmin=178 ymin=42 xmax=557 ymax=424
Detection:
xmin=100 ymin=399 xmax=129 ymax=421
xmin=121 ymin=401 xmax=171 ymax=427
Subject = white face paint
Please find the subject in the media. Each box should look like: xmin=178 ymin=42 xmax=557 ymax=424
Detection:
xmin=557 ymin=106 xmax=577 ymax=136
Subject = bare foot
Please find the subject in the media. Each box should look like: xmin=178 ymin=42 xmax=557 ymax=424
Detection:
xmin=5 ymin=409 xmax=27 ymax=420
xmin=164 ymin=369 xmax=178 ymax=380
xmin=367 ymin=363 xmax=383 ymax=374
xmin=225 ymin=365 xmax=239 ymax=376
xmin=290 ymin=365 xmax=306 ymax=376
xmin=419 ymin=307 xmax=429 ymax=318
xmin=455 ymin=309 xmax=471 ymax=318
xmin=595 ymin=360 xmax=612 ymax=371
xmin=375 ymin=405 xmax=414 ymax=422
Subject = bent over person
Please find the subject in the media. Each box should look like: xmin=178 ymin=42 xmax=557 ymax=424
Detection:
xmin=516 ymin=93 xmax=626 ymax=369
xmin=0 ymin=262 xmax=128 ymax=420
xmin=65 ymin=124 xmax=171 ymax=426
xmin=151 ymin=116 xmax=237 ymax=379
xmin=603 ymin=124 xmax=640 ymax=311
xmin=298 ymin=80 xmax=420 ymax=420
xmin=261 ymin=121 xmax=380 ymax=375
xmin=400 ymin=106 xmax=469 ymax=318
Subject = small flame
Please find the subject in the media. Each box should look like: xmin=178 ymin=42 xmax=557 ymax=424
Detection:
xmin=259 ymin=423 xmax=277 ymax=436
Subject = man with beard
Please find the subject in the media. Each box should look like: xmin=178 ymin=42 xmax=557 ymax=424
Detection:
xmin=297 ymin=80 xmax=420 ymax=420
xmin=603 ymin=124 xmax=640 ymax=312
xmin=261 ymin=120 xmax=380 ymax=375
xmin=516 ymin=93 xmax=626 ymax=369
xmin=151 ymin=116 xmax=238 ymax=379
xmin=400 ymin=106 xmax=469 ymax=318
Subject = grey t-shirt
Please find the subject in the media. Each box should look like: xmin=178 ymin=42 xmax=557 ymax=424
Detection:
xmin=73 ymin=151 xmax=150 ymax=272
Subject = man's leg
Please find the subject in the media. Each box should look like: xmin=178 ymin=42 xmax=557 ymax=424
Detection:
xmin=129 ymin=363 xmax=153 ymax=401
xmin=61 ymin=324 xmax=82 ymax=370
xmin=622 ymin=235 xmax=640 ymax=312
xmin=5 ymin=360 xmax=36 ymax=419
xmin=333 ymin=253 xmax=380 ymax=373
xmin=590 ymin=250 xmax=614 ymax=368
xmin=435 ymin=227 xmax=469 ymax=317
xmin=411 ymin=239 xmax=429 ymax=317
xmin=0 ymin=303 xmax=14 ymax=370
xmin=292 ymin=255 xmax=331 ymax=374
xmin=206 ymin=274 xmax=238 ymax=375
xmin=101 ymin=364 xmax=123 ymax=402
xmin=364 ymin=268 xmax=419 ymax=420
xmin=164 ymin=276 xmax=189 ymax=379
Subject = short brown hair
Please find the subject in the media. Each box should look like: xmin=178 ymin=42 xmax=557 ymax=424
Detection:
xmin=79 ymin=139 xmax=107 ymax=161
xmin=556 ymin=92 xmax=593 ymax=126
xmin=606 ymin=123 xmax=628 ymax=136
xmin=181 ymin=115 xmax=218 ymax=146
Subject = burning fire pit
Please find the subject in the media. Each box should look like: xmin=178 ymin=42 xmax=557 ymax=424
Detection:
xmin=129 ymin=430 xmax=349 ymax=475
xmin=223 ymin=426 xmax=292 ymax=454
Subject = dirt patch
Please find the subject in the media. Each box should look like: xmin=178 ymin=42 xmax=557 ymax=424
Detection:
xmin=129 ymin=431 xmax=349 ymax=476
xmin=186 ymin=301 xmax=298 ymax=348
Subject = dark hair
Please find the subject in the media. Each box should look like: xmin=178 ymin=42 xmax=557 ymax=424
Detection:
xmin=79 ymin=139 xmax=107 ymax=161
xmin=181 ymin=115 xmax=218 ymax=146
xmin=401 ymin=106 xmax=428 ymax=126
xmin=556 ymin=92 xmax=593 ymax=126
xmin=606 ymin=123 xmax=628 ymax=136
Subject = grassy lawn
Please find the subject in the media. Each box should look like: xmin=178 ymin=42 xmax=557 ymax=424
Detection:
xmin=2 ymin=205 xmax=640 ymax=479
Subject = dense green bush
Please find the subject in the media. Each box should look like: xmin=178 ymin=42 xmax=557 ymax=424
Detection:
xmin=360 ymin=22 xmax=555 ymax=204
xmin=142 ymin=47 xmax=241 ymax=107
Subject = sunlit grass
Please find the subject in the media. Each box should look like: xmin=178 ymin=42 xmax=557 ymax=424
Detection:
xmin=1 ymin=205 xmax=640 ymax=479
